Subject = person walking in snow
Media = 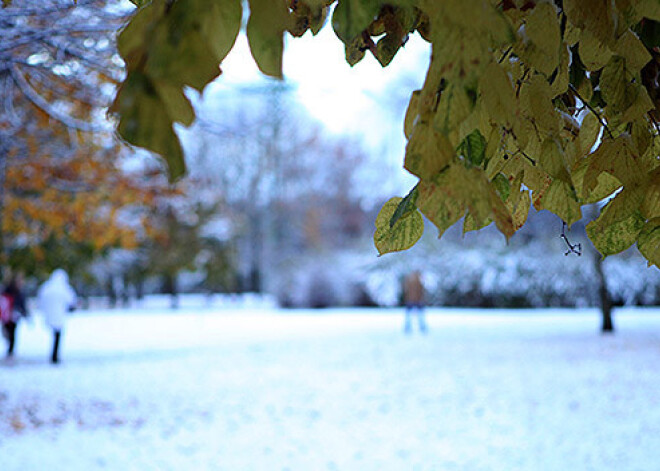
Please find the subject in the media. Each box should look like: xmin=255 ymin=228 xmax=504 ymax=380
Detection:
xmin=1 ymin=275 xmax=29 ymax=359
xmin=37 ymin=269 xmax=77 ymax=364
xmin=403 ymin=271 xmax=428 ymax=334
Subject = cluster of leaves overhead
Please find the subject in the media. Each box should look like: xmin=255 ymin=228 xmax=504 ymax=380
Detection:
xmin=114 ymin=0 xmax=660 ymax=266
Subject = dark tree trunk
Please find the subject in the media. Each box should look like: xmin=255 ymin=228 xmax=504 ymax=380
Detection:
xmin=106 ymin=278 xmax=117 ymax=308
xmin=162 ymin=273 xmax=178 ymax=309
xmin=135 ymin=277 xmax=144 ymax=300
xmin=593 ymin=251 xmax=614 ymax=333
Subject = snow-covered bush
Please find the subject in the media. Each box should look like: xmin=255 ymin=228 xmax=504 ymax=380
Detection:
xmin=360 ymin=220 xmax=660 ymax=308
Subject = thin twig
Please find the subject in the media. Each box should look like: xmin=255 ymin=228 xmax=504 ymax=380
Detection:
xmin=498 ymin=46 xmax=512 ymax=64
xmin=560 ymin=221 xmax=581 ymax=256
xmin=568 ymin=83 xmax=613 ymax=139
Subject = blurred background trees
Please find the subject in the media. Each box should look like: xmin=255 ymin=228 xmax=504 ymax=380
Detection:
xmin=1 ymin=0 xmax=659 ymax=321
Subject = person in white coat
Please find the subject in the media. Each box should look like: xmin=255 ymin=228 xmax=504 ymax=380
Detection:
xmin=37 ymin=269 xmax=77 ymax=364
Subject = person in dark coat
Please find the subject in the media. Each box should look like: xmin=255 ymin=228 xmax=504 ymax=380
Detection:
xmin=403 ymin=271 xmax=427 ymax=334
xmin=1 ymin=276 xmax=29 ymax=358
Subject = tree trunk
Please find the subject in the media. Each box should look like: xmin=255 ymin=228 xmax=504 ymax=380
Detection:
xmin=162 ymin=273 xmax=178 ymax=309
xmin=593 ymin=251 xmax=614 ymax=333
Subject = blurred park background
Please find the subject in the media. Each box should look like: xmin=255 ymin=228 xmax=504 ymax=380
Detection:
xmin=1 ymin=0 xmax=658 ymax=315
xmin=2 ymin=1 xmax=660 ymax=470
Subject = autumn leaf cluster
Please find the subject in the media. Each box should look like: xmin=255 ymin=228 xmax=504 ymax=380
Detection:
xmin=112 ymin=0 xmax=660 ymax=266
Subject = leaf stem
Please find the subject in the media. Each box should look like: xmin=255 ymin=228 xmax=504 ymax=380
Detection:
xmin=568 ymin=83 xmax=613 ymax=139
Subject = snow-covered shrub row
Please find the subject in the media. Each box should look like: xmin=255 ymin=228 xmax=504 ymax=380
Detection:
xmin=273 ymin=248 xmax=376 ymax=308
xmin=360 ymin=224 xmax=660 ymax=308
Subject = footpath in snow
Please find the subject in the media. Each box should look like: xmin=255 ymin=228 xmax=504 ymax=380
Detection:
xmin=1 ymin=306 xmax=660 ymax=471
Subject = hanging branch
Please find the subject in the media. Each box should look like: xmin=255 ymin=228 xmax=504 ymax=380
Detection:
xmin=560 ymin=221 xmax=582 ymax=256
xmin=10 ymin=65 xmax=108 ymax=133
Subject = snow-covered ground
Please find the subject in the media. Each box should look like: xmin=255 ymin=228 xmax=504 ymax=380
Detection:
xmin=1 ymin=306 xmax=660 ymax=470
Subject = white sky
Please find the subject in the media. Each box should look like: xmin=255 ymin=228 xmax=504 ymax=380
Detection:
xmin=202 ymin=26 xmax=431 ymax=195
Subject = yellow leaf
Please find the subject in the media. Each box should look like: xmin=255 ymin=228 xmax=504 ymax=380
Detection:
xmin=637 ymin=219 xmax=660 ymax=268
xmin=534 ymin=179 xmax=582 ymax=225
xmin=594 ymin=185 xmax=645 ymax=227
xmin=583 ymin=135 xmax=644 ymax=192
xmin=520 ymin=2 xmax=561 ymax=76
xmin=479 ymin=62 xmax=516 ymax=127
xmin=520 ymin=75 xmax=560 ymax=137
xmin=404 ymin=90 xmax=421 ymax=140
xmin=539 ymin=138 xmax=570 ymax=182
xmin=618 ymin=86 xmax=654 ymax=125
xmin=374 ymin=197 xmax=424 ymax=255
xmin=564 ymin=0 xmax=616 ymax=47
xmin=578 ymin=29 xmax=613 ymax=71
xmin=510 ymin=189 xmax=531 ymax=232
xmin=578 ymin=112 xmax=601 ymax=157
xmin=587 ymin=208 xmax=645 ymax=256
xmin=600 ymin=56 xmax=638 ymax=115
xmin=416 ymin=169 xmax=466 ymax=237
xmin=572 ymin=158 xmax=622 ymax=204
xmin=613 ymin=30 xmax=652 ymax=73
xmin=549 ymin=44 xmax=570 ymax=96
xmin=404 ymin=121 xmax=454 ymax=180
xmin=433 ymin=82 xmax=474 ymax=137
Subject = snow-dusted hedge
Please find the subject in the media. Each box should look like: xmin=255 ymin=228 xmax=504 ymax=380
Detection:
xmin=361 ymin=229 xmax=660 ymax=309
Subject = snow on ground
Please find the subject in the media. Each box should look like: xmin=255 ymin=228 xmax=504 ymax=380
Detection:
xmin=1 ymin=306 xmax=660 ymax=470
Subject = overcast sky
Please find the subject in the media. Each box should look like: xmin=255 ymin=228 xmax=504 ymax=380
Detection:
xmin=202 ymin=26 xmax=431 ymax=195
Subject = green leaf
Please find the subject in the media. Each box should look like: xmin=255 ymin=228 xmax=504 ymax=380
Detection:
xmin=587 ymin=209 xmax=645 ymax=256
xmin=459 ymin=129 xmax=487 ymax=167
xmin=434 ymin=82 xmax=474 ymax=136
xmin=153 ymin=80 xmax=194 ymax=127
xmin=583 ymin=135 xmax=643 ymax=192
xmin=344 ymin=35 xmax=368 ymax=66
xmin=637 ymin=219 xmax=660 ymax=268
xmin=137 ymin=0 xmax=241 ymax=91
xmin=509 ymin=189 xmax=531 ymax=232
xmin=389 ymin=185 xmax=419 ymax=228
xmin=492 ymin=173 xmax=511 ymax=201
xmin=600 ymin=56 xmax=639 ymax=116
xmin=112 ymin=73 xmax=186 ymax=180
xmin=117 ymin=0 xmax=168 ymax=71
xmin=332 ymin=0 xmax=380 ymax=43
xmin=201 ymin=0 xmax=243 ymax=62
xmin=374 ymin=197 xmax=424 ymax=255
xmin=247 ymin=0 xmax=290 ymax=78
xmin=637 ymin=0 xmax=660 ymax=21
xmin=534 ymin=179 xmax=582 ymax=226
xmin=642 ymin=169 xmax=660 ymax=219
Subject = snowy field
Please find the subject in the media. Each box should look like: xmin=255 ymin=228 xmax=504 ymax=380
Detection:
xmin=2 ymin=306 xmax=660 ymax=471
